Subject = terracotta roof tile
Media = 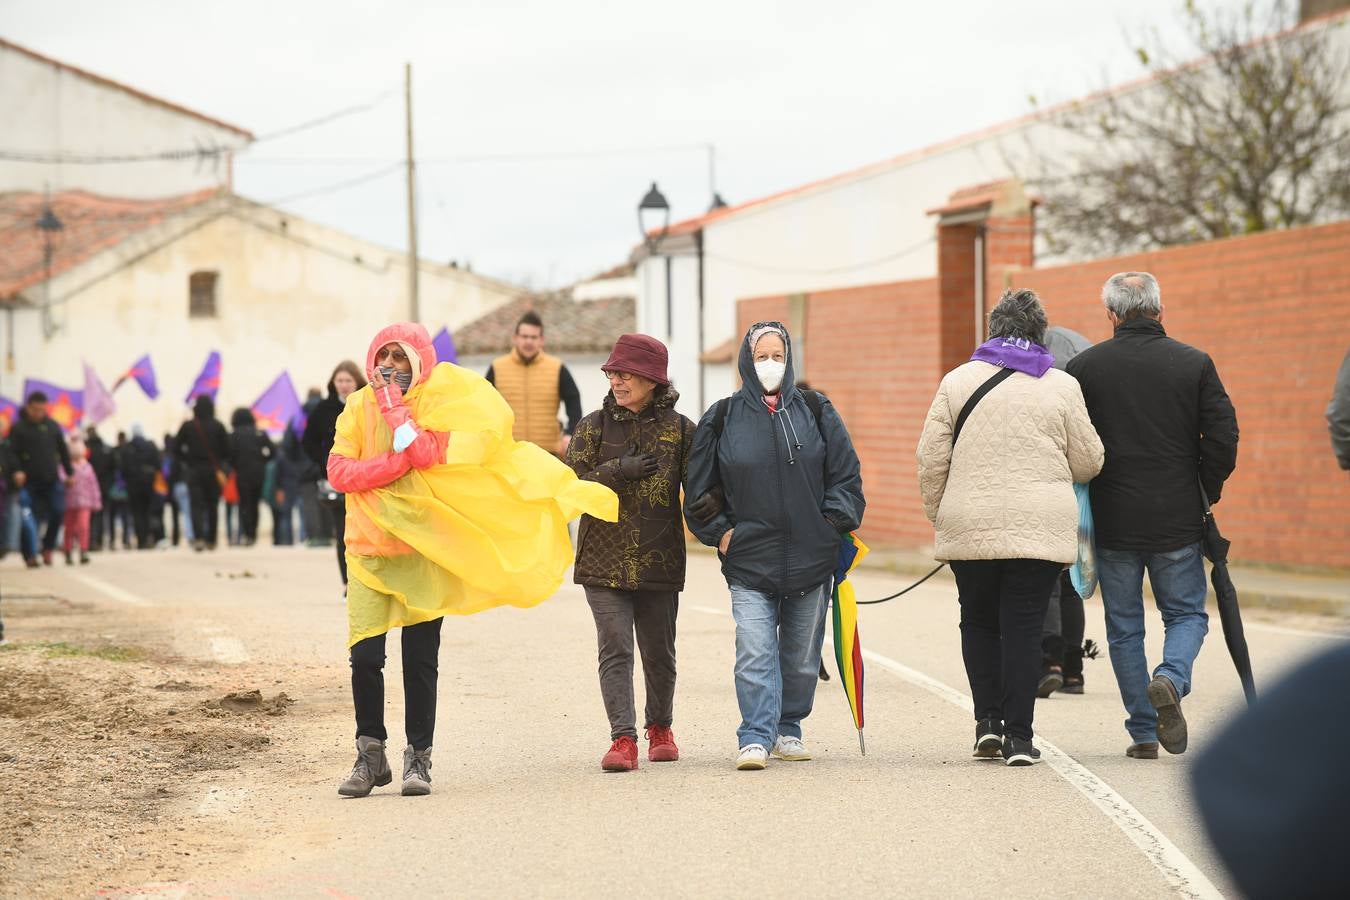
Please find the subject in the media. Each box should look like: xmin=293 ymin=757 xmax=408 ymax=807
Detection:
xmin=455 ymin=293 xmax=636 ymax=356
xmin=0 ymin=188 xmax=222 ymax=299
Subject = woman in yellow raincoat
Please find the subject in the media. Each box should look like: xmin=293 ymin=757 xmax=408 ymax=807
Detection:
xmin=330 ymin=322 xmax=616 ymax=798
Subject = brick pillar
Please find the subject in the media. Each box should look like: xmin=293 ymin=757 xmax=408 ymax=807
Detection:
xmin=928 ymin=180 xmax=1036 ymax=375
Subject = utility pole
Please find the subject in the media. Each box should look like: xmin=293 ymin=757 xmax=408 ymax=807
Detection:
xmin=405 ymin=61 xmax=420 ymax=322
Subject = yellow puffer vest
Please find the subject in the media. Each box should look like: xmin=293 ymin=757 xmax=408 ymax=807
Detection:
xmin=492 ymin=350 xmax=563 ymax=450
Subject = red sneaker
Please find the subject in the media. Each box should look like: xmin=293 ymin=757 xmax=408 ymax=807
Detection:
xmin=601 ymin=736 xmax=638 ymax=772
xmin=646 ymin=725 xmax=680 ymax=762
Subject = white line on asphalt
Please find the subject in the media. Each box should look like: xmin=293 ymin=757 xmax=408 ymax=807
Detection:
xmin=207 ymin=636 xmax=250 ymax=665
xmin=859 ymin=649 xmax=1223 ymax=900
xmin=686 ymin=604 xmax=1223 ymax=900
xmin=70 ymin=572 xmax=150 ymax=607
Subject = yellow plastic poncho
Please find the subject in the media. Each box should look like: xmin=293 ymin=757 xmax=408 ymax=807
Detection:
xmin=333 ymin=361 xmax=617 ymax=646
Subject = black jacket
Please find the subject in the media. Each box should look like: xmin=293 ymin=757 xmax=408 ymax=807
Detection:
xmin=684 ymin=321 xmax=865 ymax=598
xmin=1066 ymin=318 xmax=1238 ymax=552
xmin=9 ymin=411 xmax=73 ymax=483
xmin=228 ymin=426 xmax=274 ymax=485
xmin=175 ymin=399 xmax=230 ymax=474
xmin=302 ymin=391 xmax=344 ymax=476
xmin=121 ymin=435 xmax=162 ymax=492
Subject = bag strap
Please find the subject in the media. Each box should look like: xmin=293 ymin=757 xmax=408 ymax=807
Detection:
xmin=710 ymin=388 xmax=825 ymax=440
xmin=192 ymin=417 xmax=222 ymax=471
xmin=952 ymin=367 xmax=1016 ymax=446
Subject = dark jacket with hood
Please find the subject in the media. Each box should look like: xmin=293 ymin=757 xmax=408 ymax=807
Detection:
xmin=10 ymin=409 xmax=73 ymax=484
xmin=228 ymin=409 xmax=274 ymax=486
xmin=566 ymin=388 xmax=696 ymax=592
xmin=302 ymin=377 xmax=347 ymax=477
xmin=174 ymin=396 xmax=230 ymax=474
xmin=1066 ymin=317 xmax=1238 ymax=551
xmin=683 ymin=322 xmax=865 ymax=598
xmin=121 ymin=432 xmax=162 ymax=492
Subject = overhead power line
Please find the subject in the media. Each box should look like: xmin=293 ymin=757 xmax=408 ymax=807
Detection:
xmin=234 ymin=142 xmax=712 ymax=167
xmin=0 ymin=89 xmax=397 ymax=165
xmin=262 ymin=162 xmax=404 ymax=205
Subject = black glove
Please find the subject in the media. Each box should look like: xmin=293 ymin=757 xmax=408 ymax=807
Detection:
xmin=619 ymin=454 xmax=659 ymax=481
xmin=687 ymin=487 xmax=724 ymax=523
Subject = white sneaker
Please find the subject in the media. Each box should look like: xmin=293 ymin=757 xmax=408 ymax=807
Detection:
xmin=771 ymin=735 xmax=811 ymax=761
xmin=736 ymin=744 xmax=769 ymax=770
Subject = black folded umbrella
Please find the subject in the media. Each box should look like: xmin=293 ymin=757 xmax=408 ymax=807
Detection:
xmin=1199 ymin=478 xmax=1257 ymax=707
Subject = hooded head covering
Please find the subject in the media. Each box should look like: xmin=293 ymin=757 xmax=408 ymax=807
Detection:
xmin=130 ymin=422 xmax=146 ymax=440
xmin=739 ymin=320 xmax=796 ymax=399
xmin=193 ymin=395 xmax=215 ymax=420
xmin=366 ymin=322 xmax=435 ymax=390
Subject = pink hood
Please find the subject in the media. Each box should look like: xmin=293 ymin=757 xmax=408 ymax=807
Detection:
xmin=366 ymin=322 xmax=437 ymax=388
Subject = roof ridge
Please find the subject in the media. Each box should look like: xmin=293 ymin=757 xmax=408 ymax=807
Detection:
xmin=0 ymin=36 xmax=253 ymax=140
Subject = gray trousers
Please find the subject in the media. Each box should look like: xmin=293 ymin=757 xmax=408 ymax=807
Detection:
xmin=584 ymin=586 xmax=678 ymax=740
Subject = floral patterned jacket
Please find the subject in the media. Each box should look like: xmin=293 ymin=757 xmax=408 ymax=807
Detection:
xmin=566 ymin=388 xmax=695 ymax=592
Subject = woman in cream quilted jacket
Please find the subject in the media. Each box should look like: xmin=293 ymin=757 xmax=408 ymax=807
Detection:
xmin=917 ymin=289 xmax=1103 ymax=767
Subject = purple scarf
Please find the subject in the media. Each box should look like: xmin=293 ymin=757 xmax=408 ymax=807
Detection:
xmin=970 ymin=337 xmax=1054 ymax=377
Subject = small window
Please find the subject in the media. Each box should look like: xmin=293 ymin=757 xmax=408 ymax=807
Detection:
xmin=189 ymin=271 xmax=218 ymax=318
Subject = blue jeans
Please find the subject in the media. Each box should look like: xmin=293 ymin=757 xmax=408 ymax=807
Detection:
xmin=729 ymin=582 xmax=829 ymax=749
xmin=1098 ymin=543 xmax=1210 ymax=742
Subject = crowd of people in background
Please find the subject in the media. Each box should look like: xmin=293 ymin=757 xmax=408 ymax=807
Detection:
xmin=0 ymin=388 xmax=350 ymax=568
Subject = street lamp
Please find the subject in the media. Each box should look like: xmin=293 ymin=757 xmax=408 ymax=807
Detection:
xmin=36 ymin=196 xmax=64 ymax=340
xmin=638 ymin=182 xmax=670 ymax=253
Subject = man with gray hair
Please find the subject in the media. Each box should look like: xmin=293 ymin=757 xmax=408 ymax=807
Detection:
xmin=1066 ymin=272 xmax=1238 ymax=759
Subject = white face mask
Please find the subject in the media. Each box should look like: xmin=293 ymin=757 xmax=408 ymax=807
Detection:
xmin=754 ymin=359 xmax=786 ymax=393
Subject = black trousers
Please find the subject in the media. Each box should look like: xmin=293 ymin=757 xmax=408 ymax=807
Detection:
xmin=950 ymin=558 xmax=1062 ymax=741
xmin=186 ymin=467 xmax=221 ymax=546
xmin=237 ymin=478 xmax=262 ymax=542
xmin=1042 ymin=571 xmax=1086 ymax=675
xmin=333 ymin=507 xmax=348 ymax=584
xmin=350 ymin=618 xmax=444 ymax=750
xmin=28 ymin=479 xmax=64 ymax=553
xmin=127 ymin=487 xmax=154 ymax=548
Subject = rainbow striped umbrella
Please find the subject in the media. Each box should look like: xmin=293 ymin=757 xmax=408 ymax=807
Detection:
xmin=831 ymin=532 xmax=869 ymax=754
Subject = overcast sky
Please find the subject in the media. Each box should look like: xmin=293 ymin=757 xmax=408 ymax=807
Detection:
xmin=3 ymin=0 xmax=1199 ymax=288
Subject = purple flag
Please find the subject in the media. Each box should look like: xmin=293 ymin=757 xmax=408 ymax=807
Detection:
xmin=116 ymin=354 xmax=160 ymax=399
xmin=0 ymin=395 xmax=18 ymax=436
xmin=431 ymin=326 xmax=458 ymax=365
xmin=185 ymin=351 xmax=222 ymax=404
xmin=22 ymin=378 xmax=84 ymax=432
xmin=251 ymin=372 xmax=302 ymax=436
xmin=83 ymin=363 xmax=116 ymax=425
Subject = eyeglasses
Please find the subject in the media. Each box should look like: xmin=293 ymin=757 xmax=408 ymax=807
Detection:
xmin=601 ymin=369 xmax=634 ymax=382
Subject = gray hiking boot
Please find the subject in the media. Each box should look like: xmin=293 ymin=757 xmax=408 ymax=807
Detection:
xmin=338 ymin=736 xmax=392 ymax=797
xmin=402 ymin=745 xmax=433 ymax=796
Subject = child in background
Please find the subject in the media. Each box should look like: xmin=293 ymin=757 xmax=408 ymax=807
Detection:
xmin=63 ymin=432 xmax=102 ymax=565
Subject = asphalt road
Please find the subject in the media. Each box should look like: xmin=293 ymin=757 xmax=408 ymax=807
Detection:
xmin=9 ymin=545 xmax=1347 ymax=899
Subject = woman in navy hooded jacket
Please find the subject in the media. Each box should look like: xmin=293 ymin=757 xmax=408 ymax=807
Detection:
xmin=684 ymin=321 xmax=864 ymax=770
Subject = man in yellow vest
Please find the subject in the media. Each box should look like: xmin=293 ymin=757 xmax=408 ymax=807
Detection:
xmin=486 ymin=311 xmax=583 ymax=458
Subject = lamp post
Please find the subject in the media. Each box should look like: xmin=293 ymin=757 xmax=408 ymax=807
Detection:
xmin=36 ymin=196 xmax=64 ymax=340
xmin=636 ymin=182 xmax=707 ymax=411
xmin=638 ymin=182 xmax=670 ymax=252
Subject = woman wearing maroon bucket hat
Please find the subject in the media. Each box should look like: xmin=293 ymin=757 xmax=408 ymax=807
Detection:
xmin=565 ymin=333 xmax=696 ymax=772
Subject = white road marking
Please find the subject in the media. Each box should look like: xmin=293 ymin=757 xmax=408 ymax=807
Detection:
xmin=860 ymin=649 xmax=1223 ymax=900
xmin=70 ymin=573 xmax=150 ymax=607
xmin=196 ymin=787 xmax=249 ymax=817
xmin=687 ymin=604 xmax=1223 ymax=900
xmin=207 ymin=636 xmax=250 ymax=665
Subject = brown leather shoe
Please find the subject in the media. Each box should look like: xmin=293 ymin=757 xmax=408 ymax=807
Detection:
xmin=1126 ymin=741 xmax=1160 ymax=759
xmin=1147 ymin=675 xmax=1188 ymax=754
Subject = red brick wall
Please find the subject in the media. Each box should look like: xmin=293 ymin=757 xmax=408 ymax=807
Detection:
xmin=738 ymin=219 xmax=1350 ymax=569
xmin=1008 ymin=221 xmax=1350 ymax=569
xmin=738 ymin=279 xmax=941 ymax=550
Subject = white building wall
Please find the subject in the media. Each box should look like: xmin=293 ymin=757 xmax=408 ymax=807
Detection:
xmin=0 ymin=42 xmax=251 ymax=197
xmin=636 ymin=14 xmax=1350 ymax=418
xmin=7 ymin=201 xmax=520 ymax=438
